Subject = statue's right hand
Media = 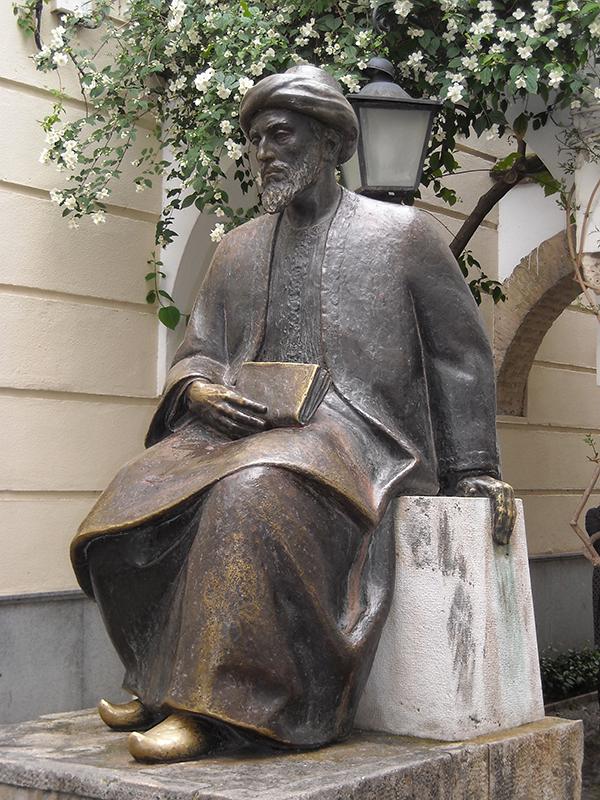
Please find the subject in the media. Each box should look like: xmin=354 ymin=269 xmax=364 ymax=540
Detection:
xmin=186 ymin=380 xmax=267 ymax=438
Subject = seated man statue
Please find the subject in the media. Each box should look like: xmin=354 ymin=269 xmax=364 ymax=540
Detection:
xmin=71 ymin=65 xmax=515 ymax=764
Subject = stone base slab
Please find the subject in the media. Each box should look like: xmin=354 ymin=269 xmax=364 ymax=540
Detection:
xmin=0 ymin=710 xmax=583 ymax=800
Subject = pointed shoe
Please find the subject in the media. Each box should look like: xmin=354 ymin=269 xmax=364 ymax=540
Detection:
xmin=97 ymin=698 xmax=157 ymax=731
xmin=128 ymin=713 xmax=213 ymax=763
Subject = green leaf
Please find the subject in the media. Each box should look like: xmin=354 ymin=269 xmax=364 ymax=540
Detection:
xmin=180 ymin=193 xmax=196 ymax=209
xmin=158 ymin=289 xmax=174 ymax=302
xmin=512 ymin=112 xmax=528 ymax=138
xmin=158 ymin=305 xmax=181 ymax=330
xmin=146 ymin=290 xmax=156 ymax=304
xmin=525 ymin=66 xmax=538 ymax=94
xmin=144 ymin=272 xmax=155 ymax=281
xmin=479 ymin=67 xmax=492 ymax=86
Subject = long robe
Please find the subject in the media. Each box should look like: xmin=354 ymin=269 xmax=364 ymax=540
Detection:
xmin=72 ymin=189 xmax=500 ymax=747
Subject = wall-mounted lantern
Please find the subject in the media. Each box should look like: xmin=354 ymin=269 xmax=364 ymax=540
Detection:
xmin=341 ymin=57 xmax=442 ymax=202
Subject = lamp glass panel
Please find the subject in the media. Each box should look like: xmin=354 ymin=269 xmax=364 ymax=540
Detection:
xmin=359 ymin=105 xmax=431 ymax=189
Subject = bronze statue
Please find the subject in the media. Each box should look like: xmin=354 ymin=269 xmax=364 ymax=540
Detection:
xmin=70 ymin=65 xmax=516 ymax=764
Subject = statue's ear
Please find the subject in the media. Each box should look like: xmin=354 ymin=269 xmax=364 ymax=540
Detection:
xmin=324 ymin=127 xmax=343 ymax=164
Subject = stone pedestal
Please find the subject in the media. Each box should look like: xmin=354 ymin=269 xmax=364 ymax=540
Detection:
xmin=0 ymin=710 xmax=583 ymax=800
xmin=356 ymin=497 xmax=544 ymax=740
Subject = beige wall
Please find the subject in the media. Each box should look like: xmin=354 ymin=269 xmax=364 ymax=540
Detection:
xmin=2 ymin=5 xmax=598 ymax=595
xmin=0 ymin=6 xmax=160 ymax=594
xmin=498 ymin=305 xmax=600 ymax=557
xmin=415 ymin=133 xmax=600 ymax=562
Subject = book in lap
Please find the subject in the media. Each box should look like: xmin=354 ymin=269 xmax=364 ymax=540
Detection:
xmin=235 ymin=362 xmax=331 ymax=427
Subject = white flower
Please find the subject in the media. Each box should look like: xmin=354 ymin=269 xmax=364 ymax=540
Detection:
xmin=571 ymin=99 xmax=582 ymax=109
xmin=497 ymin=28 xmax=516 ymax=42
xmin=486 ymin=123 xmax=500 ymax=140
xmin=39 ymin=148 xmax=51 ymax=164
xmin=67 ymin=218 xmax=80 ymax=230
xmin=461 ymin=55 xmax=478 ymax=70
xmin=49 ymin=188 xmax=63 ymax=204
xmin=357 ymin=59 xmax=367 ymax=70
xmin=216 ymin=83 xmax=232 ymax=99
xmin=546 ymin=38 xmax=558 ymax=50
xmin=355 ymin=30 xmax=370 ymax=47
xmin=64 ymin=195 xmax=77 ymax=210
xmin=393 ymin=0 xmax=413 ymax=19
xmin=238 ymin=77 xmax=254 ymax=96
xmin=548 ymin=67 xmax=563 ymax=88
xmin=224 ymin=138 xmax=243 ymax=160
xmin=167 ymin=0 xmax=186 ymax=31
xmin=194 ymin=67 xmax=215 ymax=92
xmin=340 ymin=74 xmax=360 ymax=92
xmin=514 ymin=74 xmax=527 ymax=89
xmin=299 ymin=18 xmax=318 ymax=38
xmin=533 ymin=10 xmax=553 ymax=32
xmin=512 ymin=8 xmax=525 ymax=19
xmin=91 ymin=209 xmax=106 ymax=225
xmin=219 ymin=119 xmax=233 ymax=135
xmin=567 ymin=0 xmax=578 ymax=8
xmin=49 ymin=25 xmax=65 ymax=49
xmin=520 ymin=23 xmax=536 ymax=38
xmin=406 ymin=50 xmax=425 ymax=71
xmin=557 ymin=22 xmax=572 ymax=37
xmin=45 ymin=129 xmax=61 ymax=146
xmin=52 ymin=51 xmax=68 ymax=67
xmin=517 ymin=45 xmax=532 ymax=60
xmin=249 ymin=62 xmax=265 ymax=77
xmin=490 ymin=43 xmax=505 ymax=53
xmin=62 ymin=140 xmax=79 ymax=170
xmin=210 ymin=223 xmax=226 ymax=242
xmin=407 ymin=26 xmax=424 ymax=38
xmin=478 ymin=0 xmax=493 ymax=10
xmin=168 ymin=75 xmax=187 ymax=93
xmin=96 ymin=187 xmax=110 ymax=199
xmin=135 ymin=183 xmax=144 ymax=192
xmin=470 ymin=12 xmax=496 ymax=36
xmin=214 ymin=207 xmax=225 ymax=217
xmin=595 ymin=87 xmax=600 ymax=100
xmin=446 ymin=82 xmax=464 ymax=103
xmin=590 ymin=16 xmax=600 ymax=37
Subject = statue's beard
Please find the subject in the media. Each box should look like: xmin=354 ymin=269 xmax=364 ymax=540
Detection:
xmin=260 ymin=153 xmax=321 ymax=214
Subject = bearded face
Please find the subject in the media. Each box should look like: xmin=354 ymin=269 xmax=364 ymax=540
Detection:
xmin=260 ymin=142 xmax=322 ymax=214
xmin=249 ymin=110 xmax=333 ymax=214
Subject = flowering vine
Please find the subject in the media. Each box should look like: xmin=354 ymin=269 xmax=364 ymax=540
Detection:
xmin=13 ymin=0 xmax=600 ymax=326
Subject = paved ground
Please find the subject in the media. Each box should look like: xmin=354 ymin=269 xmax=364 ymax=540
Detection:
xmin=553 ymin=695 xmax=600 ymax=799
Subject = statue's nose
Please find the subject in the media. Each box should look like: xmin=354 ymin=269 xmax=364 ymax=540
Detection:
xmin=256 ymin=138 xmax=274 ymax=163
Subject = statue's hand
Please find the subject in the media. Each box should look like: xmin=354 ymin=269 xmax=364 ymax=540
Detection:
xmin=186 ymin=380 xmax=267 ymax=439
xmin=455 ymin=475 xmax=516 ymax=546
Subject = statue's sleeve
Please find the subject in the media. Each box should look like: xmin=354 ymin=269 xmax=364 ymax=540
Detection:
xmin=405 ymin=213 xmax=500 ymax=489
xmin=145 ymin=241 xmax=231 ymax=447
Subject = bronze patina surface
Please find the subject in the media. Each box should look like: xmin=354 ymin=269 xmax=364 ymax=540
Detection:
xmin=71 ymin=65 xmax=515 ymax=763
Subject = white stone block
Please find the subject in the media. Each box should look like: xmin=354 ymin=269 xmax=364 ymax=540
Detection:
xmin=356 ymin=497 xmax=545 ymax=741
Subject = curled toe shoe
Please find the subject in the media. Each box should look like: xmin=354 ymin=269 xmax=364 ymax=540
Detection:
xmin=128 ymin=713 xmax=213 ymax=763
xmin=97 ymin=698 xmax=157 ymax=731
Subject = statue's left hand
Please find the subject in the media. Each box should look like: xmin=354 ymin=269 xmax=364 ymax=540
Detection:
xmin=455 ymin=475 xmax=516 ymax=546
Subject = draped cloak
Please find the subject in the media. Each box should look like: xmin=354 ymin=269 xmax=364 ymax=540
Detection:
xmin=71 ymin=188 xmax=500 ymax=747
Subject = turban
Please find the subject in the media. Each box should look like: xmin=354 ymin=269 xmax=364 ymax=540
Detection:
xmin=239 ymin=65 xmax=359 ymax=164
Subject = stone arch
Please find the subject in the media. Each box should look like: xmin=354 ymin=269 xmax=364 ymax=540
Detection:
xmin=494 ymin=230 xmax=579 ymax=416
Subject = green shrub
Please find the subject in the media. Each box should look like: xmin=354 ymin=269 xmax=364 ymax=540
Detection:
xmin=540 ymin=647 xmax=600 ymax=703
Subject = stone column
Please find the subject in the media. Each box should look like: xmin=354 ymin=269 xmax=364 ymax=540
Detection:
xmin=356 ymin=497 xmax=545 ymax=741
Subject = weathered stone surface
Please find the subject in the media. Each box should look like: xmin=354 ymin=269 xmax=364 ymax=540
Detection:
xmin=0 ymin=711 xmax=582 ymax=800
xmin=356 ymin=497 xmax=544 ymax=741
